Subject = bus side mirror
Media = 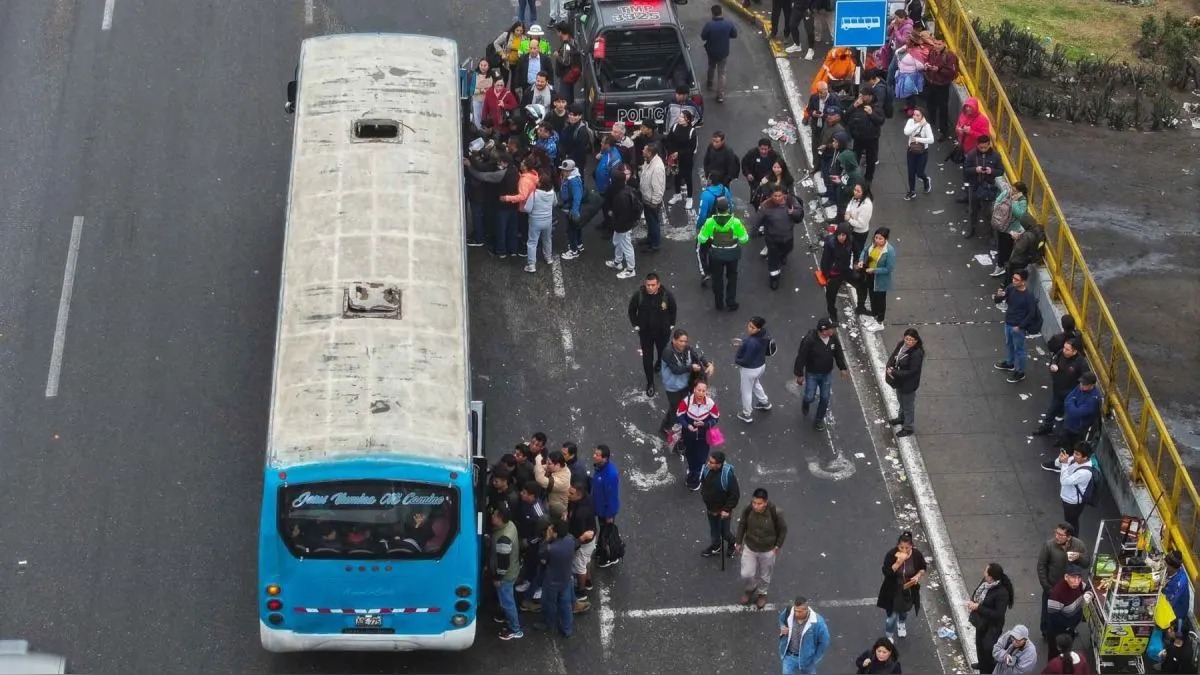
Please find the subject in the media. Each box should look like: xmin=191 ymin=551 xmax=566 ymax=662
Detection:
xmin=285 ymin=80 xmax=298 ymax=114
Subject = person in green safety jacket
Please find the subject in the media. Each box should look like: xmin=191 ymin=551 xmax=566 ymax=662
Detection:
xmin=696 ymin=196 xmax=750 ymax=311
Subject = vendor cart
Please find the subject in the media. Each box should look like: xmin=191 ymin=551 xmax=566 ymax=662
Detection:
xmin=1086 ymin=517 xmax=1163 ymax=674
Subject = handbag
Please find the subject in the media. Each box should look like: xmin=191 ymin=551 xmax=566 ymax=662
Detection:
xmin=706 ymin=425 xmax=725 ymax=447
xmin=892 ymin=584 xmax=914 ymax=613
xmin=907 ymin=141 xmax=926 ymax=155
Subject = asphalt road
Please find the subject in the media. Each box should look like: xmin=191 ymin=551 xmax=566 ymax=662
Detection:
xmin=0 ymin=1 xmax=947 ymax=672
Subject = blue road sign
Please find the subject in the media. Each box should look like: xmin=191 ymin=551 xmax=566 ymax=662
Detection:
xmin=834 ymin=0 xmax=888 ymax=48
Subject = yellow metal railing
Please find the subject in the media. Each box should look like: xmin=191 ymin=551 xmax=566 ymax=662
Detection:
xmin=926 ymin=0 xmax=1200 ymax=578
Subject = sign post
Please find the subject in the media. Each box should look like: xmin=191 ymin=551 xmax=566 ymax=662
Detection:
xmin=833 ymin=0 xmax=888 ymax=85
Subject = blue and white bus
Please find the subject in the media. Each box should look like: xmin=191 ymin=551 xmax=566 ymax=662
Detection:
xmin=259 ymin=33 xmax=485 ymax=652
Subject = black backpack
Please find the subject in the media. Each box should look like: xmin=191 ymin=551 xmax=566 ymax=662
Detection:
xmin=597 ymin=523 xmax=626 ymax=563
xmin=621 ymin=185 xmax=644 ymax=220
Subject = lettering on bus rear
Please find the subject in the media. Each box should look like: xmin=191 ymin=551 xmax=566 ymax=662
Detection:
xmin=280 ymin=480 xmax=459 ymax=560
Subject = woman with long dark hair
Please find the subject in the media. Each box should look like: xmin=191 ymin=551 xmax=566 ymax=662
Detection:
xmin=855 ymin=637 xmax=902 ymax=673
xmin=876 ymin=531 xmax=927 ymax=641
xmin=885 ymin=328 xmax=925 ymax=438
xmin=855 ymin=226 xmax=896 ymax=333
xmin=666 ymin=110 xmax=699 ymax=210
xmin=967 ymin=562 xmax=1015 ymax=673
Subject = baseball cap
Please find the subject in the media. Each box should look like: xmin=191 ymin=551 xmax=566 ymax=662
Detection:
xmin=568 ymin=102 xmax=585 ymax=115
xmin=817 ymin=318 xmax=835 ymax=331
xmin=1064 ymin=564 xmax=1085 ymax=576
xmin=825 ymin=105 xmax=842 ymax=117
xmin=558 ymin=159 xmax=577 ymax=171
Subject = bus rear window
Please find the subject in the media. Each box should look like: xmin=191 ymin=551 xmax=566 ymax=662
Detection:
xmin=279 ymin=480 xmax=458 ymax=560
xmin=596 ymin=28 xmax=689 ymax=92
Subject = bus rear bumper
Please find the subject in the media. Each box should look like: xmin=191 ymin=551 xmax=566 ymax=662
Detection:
xmin=259 ymin=620 xmax=475 ymax=652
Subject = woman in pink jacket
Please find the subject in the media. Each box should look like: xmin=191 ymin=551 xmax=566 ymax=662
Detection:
xmin=955 ymin=97 xmax=991 ymax=155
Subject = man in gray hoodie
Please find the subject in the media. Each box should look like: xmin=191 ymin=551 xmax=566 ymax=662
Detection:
xmin=749 ymin=185 xmax=803 ymax=290
xmin=989 ymin=624 xmax=1037 ymax=674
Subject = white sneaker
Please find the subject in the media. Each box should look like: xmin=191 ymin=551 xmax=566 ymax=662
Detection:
xmin=989 ymin=265 xmax=1006 ymax=277
xmin=866 ymin=319 xmax=885 ymax=332
xmin=668 ymin=193 xmax=684 ymax=206
xmin=785 ymin=44 xmax=803 ymax=53
xmin=533 ymin=588 xmax=542 ymax=601
xmin=605 ymin=259 xmax=622 ymax=269
xmin=759 ymin=245 xmax=768 ymax=257
xmin=897 ymin=622 xmax=908 ymax=638
xmin=515 ymin=581 xmax=531 ymax=593
xmin=524 ymin=264 xmax=536 ymax=273
xmin=805 ymin=48 xmax=815 ymax=60
xmin=560 ymin=249 xmax=580 ymax=260
xmin=617 ymin=268 xmax=637 ymax=279
xmin=685 ymin=197 xmax=694 ymax=210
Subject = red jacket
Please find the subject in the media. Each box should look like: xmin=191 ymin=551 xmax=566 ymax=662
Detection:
xmin=955 ymin=97 xmax=991 ymax=153
xmin=482 ymin=87 xmax=517 ymax=131
xmin=924 ymin=47 xmax=959 ymax=86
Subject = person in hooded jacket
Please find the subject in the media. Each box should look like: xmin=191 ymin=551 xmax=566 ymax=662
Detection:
xmin=845 ymin=86 xmax=886 ymax=182
xmin=820 ymin=224 xmax=855 ymax=321
xmin=968 ymin=562 xmax=1016 ymax=673
xmin=885 ymin=328 xmax=925 ymax=437
xmin=830 ymin=133 xmax=863 ymax=222
xmin=855 ymin=637 xmax=902 ymax=674
xmin=733 ymin=316 xmax=773 ymax=423
xmin=955 ymin=96 xmax=992 ymax=156
xmin=522 ymin=174 xmax=558 ymax=273
xmin=558 ymin=159 xmax=586 ymax=259
xmin=990 ymin=179 xmax=1029 ymax=276
xmin=750 ymin=185 xmax=803 ymax=290
xmin=815 ymin=106 xmax=845 ymax=181
xmin=697 ymin=197 xmax=750 ymax=311
xmin=992 ymin=625 xmax=1038 ymax=675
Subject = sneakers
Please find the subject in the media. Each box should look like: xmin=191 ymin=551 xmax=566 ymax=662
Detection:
xmin=896 ymin=429 xmax=913 ymax=438
xmin=515 ymin=581 xmax=530 ymax=593
xmin=814 ymin=420 xmax=827 ymax=432
xmin=1026 ymin=331 xmax=1043 ymax=339
xmin=865 ymin=318 xmax=885 ymax=332
xmin=605 ymin=259 xmax=623 ymax=269
xmin=597 ymin=557 xmax=622 ymax=568
xmin=701 ymin=544 xmax=721 ymax=557
xmin=727 ymin=546 xmax=737 ymax=559
xmin=284 ymin=100 xmax=295 ymax=113
xmin=575 ymin=586 xmax=589 ymax=600
xmin=785 ymin=43 xmax=804 ymax=53
xmin=989 ymin=265 xmax=1007 ymax=277
xmin=760 ymin=245 xmax=768 ymax=257
xmin=524 ymin=264 xmax=536 ymax=273
xmin=584 ymin=580 xmax=594 ymax=591
xmin=801 ymin=400 xmax=811 ymax=416
xmin=753 ymin=401 xmax=773 ymax=411
xmin=616 ymin=268 xmax=637 ymax=279
xmin=755 ymin=594 xmax=769 ymax=609
xmin=739 ymin=592 xmax=753 ymax=605
xmin=903 ymin=191 xmax=916 ymax=201
xmin=668 ymin=193 xmax=684 ymax=205
xmin=1007 ymin=371 xmax=1026 ymax=383
xmin=993 ymin=361 xmax=1015 ymax=371
xmin=645 ymin=383 xmax=656 ymax=397
xmin=1041 ymin=459 xmax=1061 ymax=473
xmin=804 ymin=47 xmax=815 ymax=60
xmin=560 ymin=249 xmax=580 ymax=260
xmin=533 ymin=588 xmax=542 ymax=601
xmin=922 ymin=176 xmax=932 ymax=193
xmin=700 ymin=273 xmax=711 ymax=287
xmin=685 ymin=197 xmax=694 ymax=210
xmin=737 ymin=412 xmax=754 ymax=423
xmin=499 ymin=628 xmax=524 ymax=640
xmin=493 ymin=614 xmax=508 ymax=624
xmin=897 ymin=622 xmax=908 ymax=638
xmin=497 ymin=253 xmax=509 ymax=259
xmin=688 ymin=482 xmax=701 ymax=492
xmin=466 ymin=239 xmax=485 ymax=247
xmin=888 ymin=417 xmax=903 ymax=426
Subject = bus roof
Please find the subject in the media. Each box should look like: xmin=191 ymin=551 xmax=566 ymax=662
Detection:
xmin=267 ymin=34 xmax=470 ymax=469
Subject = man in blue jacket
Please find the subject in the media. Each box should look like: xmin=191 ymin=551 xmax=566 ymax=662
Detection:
xmin=1041 ymin=373 xmax=1102 ymax=472
xmin=700 ymin=4 xmax=738 ymax=103
xmin=778 ymin=596 xmax=830 ymax=674
xmin=734 ymin=316 xmax=773 ymax=423
xmin=992 ymin=268 xmax=1039 ymax=383
xmin=591 ymin=444 xmax=622 ymax=568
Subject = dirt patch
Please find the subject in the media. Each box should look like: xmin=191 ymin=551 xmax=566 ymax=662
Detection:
xmin=962 ymin=0 xmax=1200 ymax=63
xmin=1019 ymin=117 xmax=1200 ymax=461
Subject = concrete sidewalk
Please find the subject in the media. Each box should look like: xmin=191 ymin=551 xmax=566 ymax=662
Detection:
xmin=716 ymin=1 xmax=1123 ymax=666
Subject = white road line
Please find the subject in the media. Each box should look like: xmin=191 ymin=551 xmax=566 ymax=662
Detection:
xmin=101 ymin=0 xmax=115 ymax=30
xmin=304 ymin=0 xmax=314 ymax=25
xmin=621 ymin=597 xmax=875 ymax=618
xmin=548 ymin=637 xmax=568 ymax=674
xmin=46 ymin=216 xmax=84 ymax=398
xmin=559 ymin=324 xmax=580 ymax=370
xmin=550 ymin=257 xmax=566 ymax=297
xmin=599 ymin=586 xmax=615 ymax=659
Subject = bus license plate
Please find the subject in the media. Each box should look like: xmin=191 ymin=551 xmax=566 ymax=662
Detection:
xmin=355 ymin=615 xmax=382 ymax=627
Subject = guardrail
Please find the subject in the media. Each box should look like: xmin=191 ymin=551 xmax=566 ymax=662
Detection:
xmin=925 ymin=0 xmax=1199 ymax=578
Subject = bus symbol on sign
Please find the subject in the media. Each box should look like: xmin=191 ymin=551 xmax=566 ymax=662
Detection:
xmin=839 ymin=16 xmax=881 ymax=30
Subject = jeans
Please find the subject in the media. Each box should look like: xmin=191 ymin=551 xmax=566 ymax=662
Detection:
xmin=803 ymin=371 xmax=833 ymax=423
xmin=639 ymin=330 xmax=669 ymax=388
xmin=495 ymin=209 xmax=519 ymax=255
xmin=541 ymin=584 xmax=574 ymax=636
xmin=565 ymin=213 xmax=583 ymax=251
xmin=897 ymin=390 xmax=916 ymax=432
xmin=706 ymin=57 xmax=728 ymax=96
xmin=469 ymin=199 xmax=486 ymax=244
xmin=707 ymin=511 xmax=735 ymax=548
xmin=906 ymin=150 xmax=929 ymax=193
xmin=516 ymin=0 xmax=537 ymax=24
xmin=1004 ymin=323 xmax=1028 ymax=372
xmin=497 ymin=579 xmax=521 ymax=632
xmin=527 ymin=219 xmax=553 ymax=266
xmin=740 ymin=549 xmax=777 ymax=595
xmin=781 ymin=653 xmax=816 ymax=675
xmin=684 ymin=428 xmax=709 ymax=486
xmin=643 ymin=202 xmax=663 ymax=248
xmin=612 ymin=230 xmax=635 ymax=269
xmin=739 ymin=364 xmax=769 ymax=416
xmin=884 ymin=610 xmax=909 ymax=635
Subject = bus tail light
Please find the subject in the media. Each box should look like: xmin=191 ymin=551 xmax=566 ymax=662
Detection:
xmin=268 ymin=613 xmax=284 ymax=626
xmin=267 ymin=599 xmax=283 ymax=611
xmin=451 ymin=614 xmax=468 ymax=627
xmin=266 ymin=584 xmax=281 ymax=596
xmin=455 ymin=585 xmax=472 ymax=598
xmin=454 ymin=600 xmax=471 ymax=612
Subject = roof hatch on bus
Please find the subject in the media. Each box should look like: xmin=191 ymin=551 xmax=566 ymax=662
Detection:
xmin=352 ymin=117 xmax=405 ymax=142
xmin=343 ymin=282 xmax=402 ymax=319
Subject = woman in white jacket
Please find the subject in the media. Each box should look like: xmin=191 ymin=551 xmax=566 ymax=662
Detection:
xmin=844 ymin=183 xmax=874 ymax=255
xmin=523 ymin=174 xmax=559 ymax=273
xmin=903 ymin=108 xmax=936 ymax=200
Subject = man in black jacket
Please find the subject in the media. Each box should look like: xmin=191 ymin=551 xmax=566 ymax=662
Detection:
xmin=793 ymin=318 xmax=849 ymax=431
xmin=628 ymin=272 xmax=678 ymax=397
xmin=750 ymin=186 xmax=803 ymax=289
xmin=741 ymin=138 xmax=779 ymax=189
xmin=559 ymin=103 xmax=594 ymax=173
xmin=844 ymin=86 xmax=885 ymax=182
xmin=700 ymin=450 xmax=740 ymax=558
xmin=1033 ymin=338 xmax=1089 ymax=437
xmin=703 ymin=131 xmax=740 ymax=188
xmin=960 ymin=135 xmax=1005 ymax=239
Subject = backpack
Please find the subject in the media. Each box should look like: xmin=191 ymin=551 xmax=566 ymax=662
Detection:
xmin=991 ymin=178 xmax=1015 ymax=232
xmin=621 ymin=185 xmax=644 ymax=220
xmin=1077 ymin=460 xmax=1102 ymax=507
xmin=596 ymin=522 xmax=626 ymax=564
xmin=700 ymin=461 xmax=734 ymax=491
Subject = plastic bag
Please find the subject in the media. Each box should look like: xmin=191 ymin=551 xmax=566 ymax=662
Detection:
xmin=707 ymin=425 xmax=725 ymax=447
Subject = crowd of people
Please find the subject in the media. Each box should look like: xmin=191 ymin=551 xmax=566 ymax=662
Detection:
xmin=462 ymin=3 xmax=1193 ymax=674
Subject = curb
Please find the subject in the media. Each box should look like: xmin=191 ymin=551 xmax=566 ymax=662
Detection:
xmin=718 ymin=0 xmax=980 ymax=663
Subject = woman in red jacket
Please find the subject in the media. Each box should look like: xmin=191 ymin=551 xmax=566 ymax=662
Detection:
xmin=955 ymin=96 xmax=991 ymax=155
xmin=482 ymin=76 xmax=518 ymax=135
